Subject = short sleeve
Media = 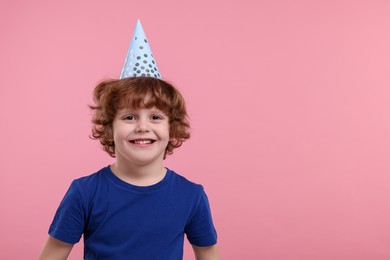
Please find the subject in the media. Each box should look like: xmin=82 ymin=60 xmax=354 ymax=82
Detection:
xmin=185 ymin=186 xmax=218 ymax=247
xmin=48 ymin=181 xmax=85 ymax=244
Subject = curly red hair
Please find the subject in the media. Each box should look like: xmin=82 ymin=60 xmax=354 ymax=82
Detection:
xmin=89 ymin=77 xmax=190 ymax=158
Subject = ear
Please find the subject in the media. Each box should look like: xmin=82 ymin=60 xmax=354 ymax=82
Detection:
xmin=168 ymin=132 xmax=176 ymax=142
xmin=106 ymin=125 xmax=114 ymax=141
xmin=169 ymin=137 xmax=179 ymax=146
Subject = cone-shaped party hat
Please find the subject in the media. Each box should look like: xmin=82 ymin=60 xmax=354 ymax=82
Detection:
xmin=120 ymin=20 xmax=161 ymax=79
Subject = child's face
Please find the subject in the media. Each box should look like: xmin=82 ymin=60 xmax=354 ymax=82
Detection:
xmin=112 ymin=106 xmax=170 ymax=166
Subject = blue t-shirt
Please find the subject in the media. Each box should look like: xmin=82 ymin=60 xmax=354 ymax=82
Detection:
xmin=49 ymin=166 xmax=217 ymax=259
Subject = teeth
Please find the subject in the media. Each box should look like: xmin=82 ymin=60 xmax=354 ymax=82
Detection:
xmin=133 ymin=140 xmax=152 ymax=144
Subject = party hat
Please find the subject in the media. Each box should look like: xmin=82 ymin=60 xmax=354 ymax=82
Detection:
xmin=120 ymin=19 xmax=161 ymax=79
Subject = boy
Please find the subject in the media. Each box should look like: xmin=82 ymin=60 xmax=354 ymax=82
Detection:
xmin=39 ymin=21 xmax=219 ymax=259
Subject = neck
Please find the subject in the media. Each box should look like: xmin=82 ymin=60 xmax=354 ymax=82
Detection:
xmin=111 ymin=158 xmax=166 ymax=186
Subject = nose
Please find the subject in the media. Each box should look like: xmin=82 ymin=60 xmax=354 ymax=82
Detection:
xmin=135 ymin=117 xmax=150 ymax=132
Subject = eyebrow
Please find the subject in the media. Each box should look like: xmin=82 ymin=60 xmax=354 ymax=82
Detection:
xmin=119 ymin=108 xmax=166 ymax=115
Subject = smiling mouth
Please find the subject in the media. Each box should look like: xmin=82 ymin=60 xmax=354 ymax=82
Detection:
xmin=129 ymin=139 xmax=156 ymax=144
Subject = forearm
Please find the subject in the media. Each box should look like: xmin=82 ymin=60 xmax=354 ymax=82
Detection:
xmin=39 ymin=236 xmax=74 ymax=260
xmin=192 ymin=244 xmax=220 ymax=260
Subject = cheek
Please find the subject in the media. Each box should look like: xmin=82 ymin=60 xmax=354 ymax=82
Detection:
xmin=112 ymin=125 xmax=127 ymax=140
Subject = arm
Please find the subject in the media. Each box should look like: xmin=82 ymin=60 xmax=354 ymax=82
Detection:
xmin=39 ymin=236 xmax=74 ymax=260
xmin=192 ymin=244 xmax=220 ymax=260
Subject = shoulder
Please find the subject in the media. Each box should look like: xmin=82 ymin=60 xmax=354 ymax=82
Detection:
xmin=168 ymin=168 xmax=206 ymax=201
xmin=73 ymin=166 xmax=108 ymax=185
xmin=69 ymin=166 xmax=110 ymax=199
xmin=169 ymin=169 xmax=203 ymax=190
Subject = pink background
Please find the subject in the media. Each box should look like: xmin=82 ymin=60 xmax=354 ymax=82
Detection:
xmin=1 ymin=0 xmax=390 ymax=259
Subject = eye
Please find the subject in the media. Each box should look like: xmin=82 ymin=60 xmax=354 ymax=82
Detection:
xmin=123 ymin=115 xmax=136 ymax=121
xmin=151 ymin=114 xmax=163 ymax=120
